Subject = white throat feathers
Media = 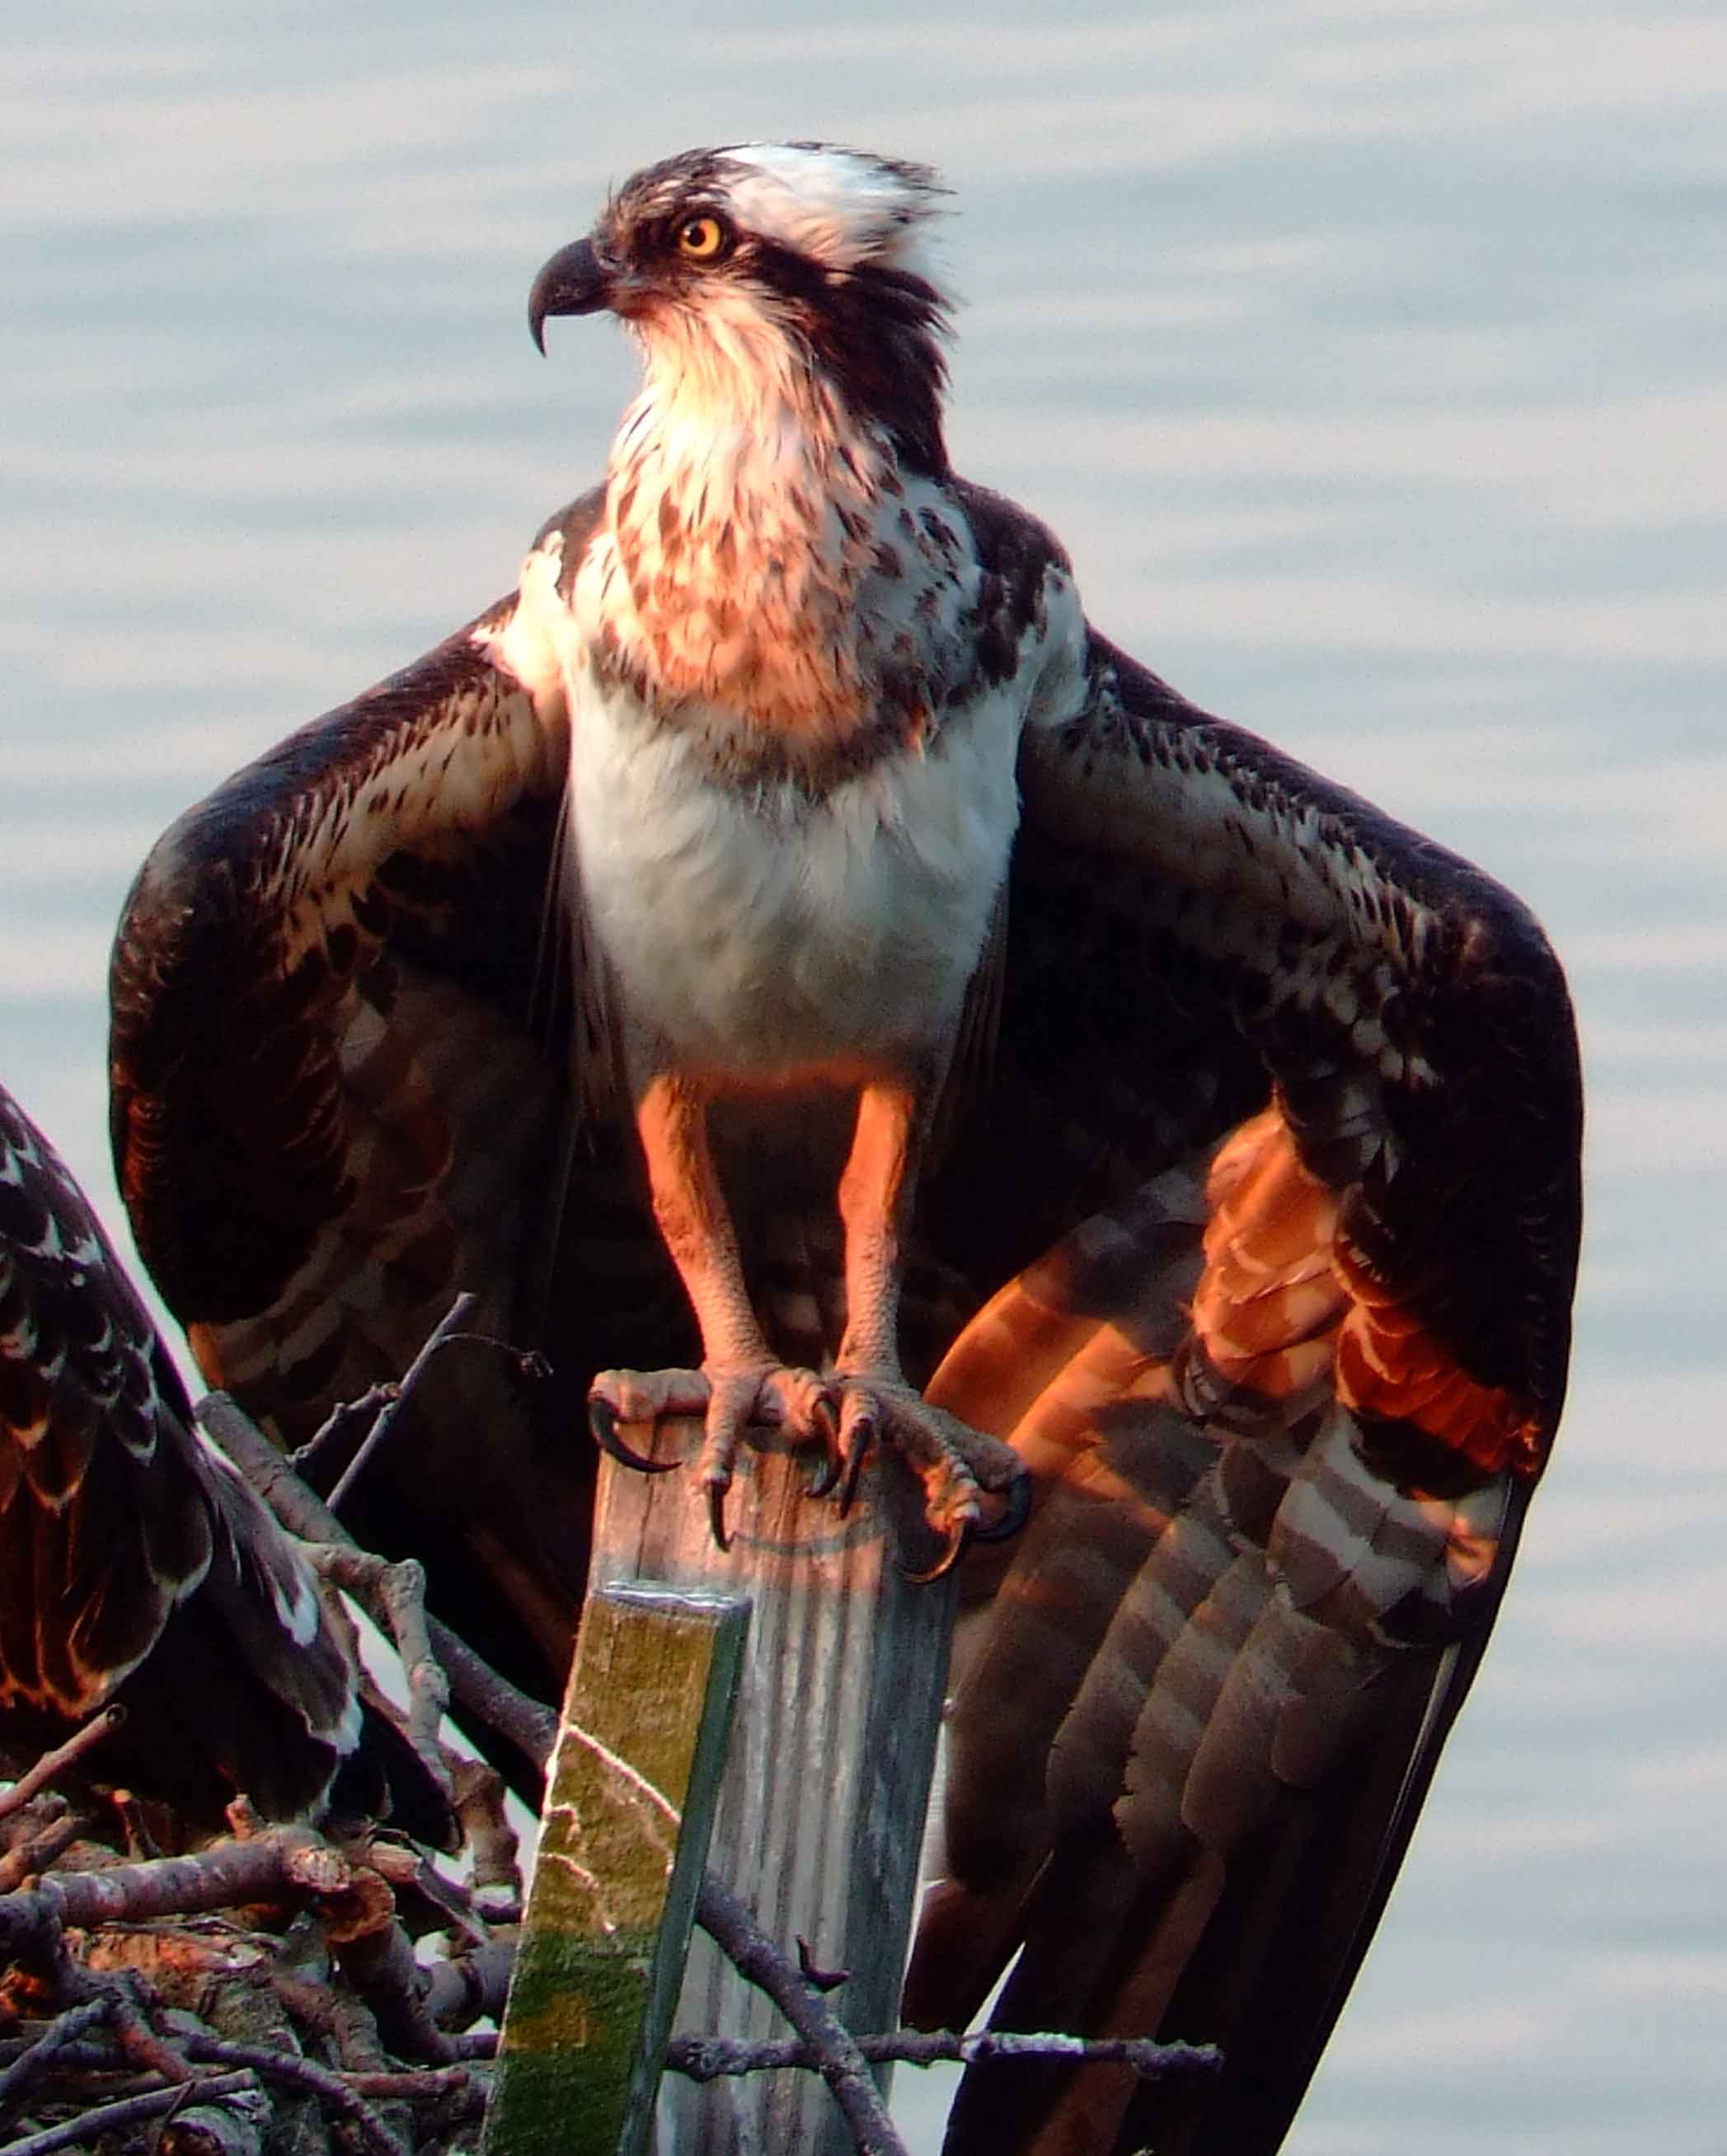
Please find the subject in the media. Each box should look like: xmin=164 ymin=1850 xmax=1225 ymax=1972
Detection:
xmin=538 ymin=144 xmax=960 ymax=757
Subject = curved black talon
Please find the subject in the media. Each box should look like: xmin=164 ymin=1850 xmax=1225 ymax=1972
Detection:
xmin=970 ymin=1468 xmax=1033 ymax=1546
xmin=897 ymin=1516 xmax=971 ymax=1587
xmin=706 ymin=1477 xmax=732 ymax=1553
xmin=589 ymin=1395 xmax=678 ymax=1474
xmin=804 ymin=1397 xmax=843 ymax=1499
xmin=838 ymin=1413 xmax=875 ymax=1518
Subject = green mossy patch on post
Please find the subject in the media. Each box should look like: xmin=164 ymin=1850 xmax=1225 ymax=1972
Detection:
xmin=483 ymin=1582 xmax=749 ymax=2156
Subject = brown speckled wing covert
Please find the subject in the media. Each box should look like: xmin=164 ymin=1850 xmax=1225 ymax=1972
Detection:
xmin=107 ymin=550 xmax=688 ymax=1727
xmin=903 ymin=630 xmax=1582 ymax=2154
xmin=0 ymin=1080 xmax=358 ymax=1822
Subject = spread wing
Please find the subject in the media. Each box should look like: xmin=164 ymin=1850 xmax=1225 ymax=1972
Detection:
xmin=106 ymin=450 xmax=1579 ymax=2129
xmin=107 ymin=498 xmax=697 ymax=1718
xmin=904 ymin=627 xmax=1583 ymax=2155
xmin=1 ymin=1080 xmax=361 ymax=1822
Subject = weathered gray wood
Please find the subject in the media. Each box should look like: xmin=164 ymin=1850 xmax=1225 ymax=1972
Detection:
xmin=590 ymin=1427 xmax=958 ymax=2156
xmin=484 ymin=1582 xmax=749 ymax=2156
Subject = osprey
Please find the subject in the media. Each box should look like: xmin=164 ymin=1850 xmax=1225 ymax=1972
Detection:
xmin=0 ymin=1080 xmax=359 ymax=1822
xmin=110 ymin=144 xmax=1581 ymax=2151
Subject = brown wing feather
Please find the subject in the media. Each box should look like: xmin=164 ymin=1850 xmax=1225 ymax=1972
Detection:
xmin=907 ymin=626 xmax=1581 ymax=2154
xmin=106 ymin=533 xmax=685 ymax=1718
xmin=0 ymin=1080 xmax=360 ymax=1822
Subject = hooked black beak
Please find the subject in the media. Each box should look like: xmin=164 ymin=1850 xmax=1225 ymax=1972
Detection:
xmin=528 ymin=237 xmax=613 ymax=353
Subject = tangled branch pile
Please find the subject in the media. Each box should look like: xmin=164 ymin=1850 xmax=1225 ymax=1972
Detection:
xmin=0 ymin=1754 xmax=515 ymax=2156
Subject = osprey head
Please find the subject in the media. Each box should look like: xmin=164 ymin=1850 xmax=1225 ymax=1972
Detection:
xmin=529 ymin=143 xmax=955 ymax=473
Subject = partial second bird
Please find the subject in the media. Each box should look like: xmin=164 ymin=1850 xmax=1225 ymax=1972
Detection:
xmin=0 ymin=1079 xmax=359 ymax=1822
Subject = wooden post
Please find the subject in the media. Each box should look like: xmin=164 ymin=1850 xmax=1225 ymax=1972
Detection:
xmin=591 ymin=1427 xmax=959 ymax=2155
xmin=484 ymin=1582 xmax=749 ymax=2156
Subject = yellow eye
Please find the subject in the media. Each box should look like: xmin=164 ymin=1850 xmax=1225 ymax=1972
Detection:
xmin=675 ymin=214 xmax=727 ymax=261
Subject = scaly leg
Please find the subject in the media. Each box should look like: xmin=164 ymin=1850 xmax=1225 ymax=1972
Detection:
xmin=829 ymin=1080 xmax=1027 ymax=1577
xmin=589 ymin=1072 xmax=831 ymax=1547
xmin=590 ymin=1072 xmax=1026 ymax=1572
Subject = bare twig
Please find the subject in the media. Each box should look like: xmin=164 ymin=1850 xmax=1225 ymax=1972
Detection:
xmin=105 ymin=1984 xmax=192 ymax=2084
xmin=0 ymin=1998 xmax=116 ymax=2111
xmin=174 ymin=2036 xmax=415 ymax=2156
xmin=0 ymin=1712 xmax=124 ymax=1824
xmin=420 ymin=1939 xmax=516 ymax=2032
xmin=696 ymin=1874 xmax=908 ymax=2156
xmin=317 ymin=1868 xmax=456 ymax=2067
xmin=223 ymin=1795 xmax=265 ymax=1842
xmin=297 ymin=1970 xmax=418 ymax=2150
xmin=437 ymin=2031 xmax=499 ymax=2063
xmin=194 ymin=1393 xmax=364 ymax=1545
xmin=358 ymin=2016 xmax=1216 ymax=2091
xmin=446 ymin=1756 xmax=522 ymax=1921
xmin=355 ymin=1835 xmax=485 ymax=1948
xmin=303 ymin=1549 xmax=451 ymax=1795
xmin=155 ymin=2078 xmax=270 ymax=2156
xmin=106 ymin=1789 xmax=162 ymax=1863
xmin=0 ymin=1811 xmax=86 ymax=1896
xmin=421 ymin=1622 xmax=555 ymax=1773
xmin=323 ymin=1296 xmax=481 ymax=1517
xmin=666 ymin=2024 xmax=1225 ymax=2083
xmin=0 ymin=2070 xmax=256 ymax=2156
xmin=290 ymin=1328 xmax=547 ymax=1497
xmin=0 ymin=1828 xmax=354 ymax=1971
xmin=0 ymin=2036 xmax=109 ymax=2073
xmin=332 ymin=2067 xmax=479 ymax=2105
xmin=0 ymin=2015 xmax=421 ymax=2154
xmin=0 ymin=1789 xmax=65 ymax=1855
xmin=197 ymin=1394 xmax=557 ymax=1771
xmin=0 ymin=2032 xmax=481 ymax=2113
xmin=288 ymin=1386 xmax=397 ymax=1484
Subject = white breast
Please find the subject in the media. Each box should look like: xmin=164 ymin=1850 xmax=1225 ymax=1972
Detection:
xmin=564 ymin=663 xmax=1024 ymax=1080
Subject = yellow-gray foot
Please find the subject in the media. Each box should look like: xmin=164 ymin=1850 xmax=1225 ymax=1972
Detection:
xmin=588 ymin=1361 xmax=833 ymax=1552
xmin=828 ymin=1372 xmax=1030 ymax=1582
xmin=587 ymin=1363 xmax=1028 ymax=1576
